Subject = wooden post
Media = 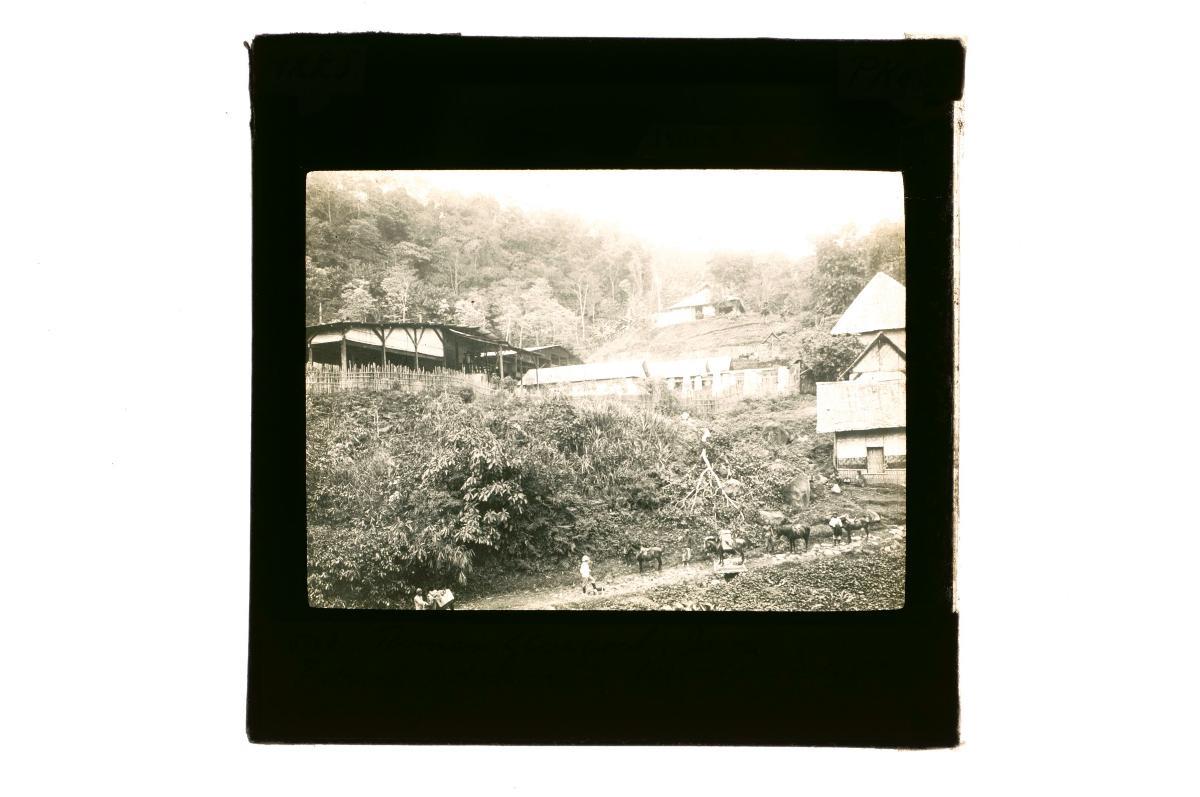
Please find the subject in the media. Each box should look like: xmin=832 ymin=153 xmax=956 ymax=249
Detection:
xmin=434 ymin=328 xmax=449 ymax=369
xmin=378 ymin=325 xmax=389 ymax=367
xmin=497 ymin=345 xmax=504 ymax=379
xmin=340 ymin=330 xmax=348 ymax=370
xmin=306 ymin=335 xmax=313 ymax=365
xmin=412 ymin=328 xmax=423 ymax=370
xmin=400 ymin=326 xmax=417 ymax=371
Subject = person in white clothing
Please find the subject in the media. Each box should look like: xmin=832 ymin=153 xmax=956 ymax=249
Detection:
xmin=580 ymin=555 xmax=594 ymax=594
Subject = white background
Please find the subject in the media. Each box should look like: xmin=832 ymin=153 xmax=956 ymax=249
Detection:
xmin=4 ymin=2 xmax=1198 ymax=795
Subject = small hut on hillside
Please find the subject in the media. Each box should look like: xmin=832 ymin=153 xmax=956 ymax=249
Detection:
xmin=653 ymin=286 xmax=745 ymax=328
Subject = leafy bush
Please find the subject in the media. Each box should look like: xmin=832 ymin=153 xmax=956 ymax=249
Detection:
xmin=791 ymin=329 xmax=863 ymax=381
xmin=306 ymin=388 xmax=832 ymax=607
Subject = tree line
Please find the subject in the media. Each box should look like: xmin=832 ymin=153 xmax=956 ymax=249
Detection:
xmin=305 ymin=172 xmax=904 ymax=355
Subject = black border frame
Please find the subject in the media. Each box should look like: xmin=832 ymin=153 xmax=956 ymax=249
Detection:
xmin=248 ymin=34 xmax=962 ymax=747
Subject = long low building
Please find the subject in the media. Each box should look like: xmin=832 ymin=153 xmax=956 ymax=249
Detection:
xmin=522 ymin=356 xmax=733 ymax=387
xmin=305 ymin=321 xmax=538 ymax=377
xmin=522 ymin=359 xmax=648 ymax=386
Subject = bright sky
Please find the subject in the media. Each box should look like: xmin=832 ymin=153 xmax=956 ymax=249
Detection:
xmin=380 ymin=170 xmax=903 ymax=260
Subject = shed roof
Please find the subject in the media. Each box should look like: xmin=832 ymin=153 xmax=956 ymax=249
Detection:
xmin=830 ymin=272 xmax=906 ymax=335
xmin=525 ymin=344 xmax=583 ymax=362
xmin=667 ymin=286 xmax=713 ymax=309
xmin=816 ymin=378 xmax=906 ymax=433
xmin=523 ymin=359 xmax=647 ymax=386
xmin=644 ymin=357 xmax=731 ymax=378
xmin=304 ymin=320 xmax=522 ymax=353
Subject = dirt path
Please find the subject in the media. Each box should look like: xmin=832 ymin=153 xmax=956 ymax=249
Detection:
xmin=458 ymin=526 xmax=904 ymax=610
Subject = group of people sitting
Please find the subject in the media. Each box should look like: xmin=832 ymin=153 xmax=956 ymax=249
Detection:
xmin=412 ymin=587 xmax=455 ymax=610
xmin=813 ymin=469 xmax=868 ymax=495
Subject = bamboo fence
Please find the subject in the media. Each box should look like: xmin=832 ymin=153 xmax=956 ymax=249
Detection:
xmin=305 ymin=362 xmax=499 ymax=395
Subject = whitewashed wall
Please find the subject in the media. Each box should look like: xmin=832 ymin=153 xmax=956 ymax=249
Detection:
xmin=834 ymin=428 xmax=907 ymax=459
xmin=851 ymin=340 xmax=906 ymax=377
xmin=652 ymin=307 xmax=700 ymax=327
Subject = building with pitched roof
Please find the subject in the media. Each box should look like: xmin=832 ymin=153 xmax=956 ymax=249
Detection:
xmin=652 ymin=285 xmax=746 ymax=328
xmin=817 ymin=272 xmax=908 ymax=484
xmin=839 ymin=331 xmax=907 ymax=383
xmin=816 ymin=378 xmax=906 ymax=484
xmin=830 ymin=271 xmax=906 ymax=348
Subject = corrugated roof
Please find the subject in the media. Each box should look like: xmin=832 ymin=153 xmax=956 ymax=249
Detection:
xmin=305 ymin=320 xmax=518 ymax=350
xmin=830 ymin=272 xmax=906 ymax=335
xmin=643 ymin=356 xmax=733 ymax=378
xmin=816 ymin=379 xmax=906 ymax=433
xmin=522 ymin=360 xmax=647 ymax=386
xmin=667 ymin=286 xmax=713 ymax=309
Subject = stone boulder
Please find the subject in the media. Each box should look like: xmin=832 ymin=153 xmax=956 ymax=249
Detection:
xmin=758 ymin=509 xmax=788 ymax=526
xmin=787 ymin=474 xmax=812 ymax=507
xmin=762 ymin=421 xmax=793 ymax=446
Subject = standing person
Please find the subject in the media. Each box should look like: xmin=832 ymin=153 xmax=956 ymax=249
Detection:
xmin=413 ymin=589 xmax=428 ymax=610
xmin=828 ymin=515 xmax=844 ymax=545
xmin=579 ymin=555 xmax=593 ymax=594
xmin=681 ymin=546 xmax=692 ymax=567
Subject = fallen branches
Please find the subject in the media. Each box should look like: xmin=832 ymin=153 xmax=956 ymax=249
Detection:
xmin=676 ymin=426 xmax=744 ymax=519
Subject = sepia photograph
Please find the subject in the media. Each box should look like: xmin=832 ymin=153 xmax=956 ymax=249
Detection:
xmin=306 ymin=169 xmax=908 ymax=611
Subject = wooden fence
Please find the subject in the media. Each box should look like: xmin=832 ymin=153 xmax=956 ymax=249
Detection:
xmin=305 ymin=362 xmax=499 ymax=395
xmin=305 ymin=362 xmax=797 ymax=412
xmin=528 ymin=366 xmax=797 ymax=402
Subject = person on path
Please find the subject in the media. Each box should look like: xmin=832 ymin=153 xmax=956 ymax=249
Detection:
xmin=828 ymin=515 xmax=844 ymax=544
xmin=580 ymin=555 xmax=594 ymax=594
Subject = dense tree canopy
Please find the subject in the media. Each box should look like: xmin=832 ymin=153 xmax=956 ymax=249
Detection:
xmin=305 ymin=173 xmax=695 ymax=351
xmin=804 ymin=222 xmax=905 ymax=318
xmin=305 ymin=173 xmax=904 ymax=353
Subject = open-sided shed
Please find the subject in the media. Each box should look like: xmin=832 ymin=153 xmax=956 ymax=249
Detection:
xmin=305 ymin=321 xmax=535 ymax=378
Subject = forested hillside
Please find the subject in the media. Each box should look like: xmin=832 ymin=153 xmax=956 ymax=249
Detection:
xmin=305 ymin=171 xmax=905 ymax=365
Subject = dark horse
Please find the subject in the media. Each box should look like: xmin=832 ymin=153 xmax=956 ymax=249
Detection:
xmin=770 ymin=524 xmax=811 ymax=554
xmin=840 ymin=514 xmax=879 ymax=543
xmin=703 ymin=535 xmax=747 ymax=565
xmin=626 ymin=545 xmax=664 ymax=573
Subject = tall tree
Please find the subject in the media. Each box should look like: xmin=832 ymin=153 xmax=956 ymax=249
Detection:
xmin=380 ymin=264 xmax=420 ymax=321
xmin=339 ymin=279 xmax=378 ymax=322
xmin=805 ymin=224 xmax=907 ymax=317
